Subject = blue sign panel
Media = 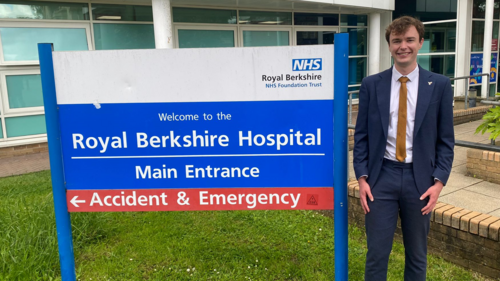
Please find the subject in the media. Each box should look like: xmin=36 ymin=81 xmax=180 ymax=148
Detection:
xmin=59 ymin=100 xmax=334 ymax=191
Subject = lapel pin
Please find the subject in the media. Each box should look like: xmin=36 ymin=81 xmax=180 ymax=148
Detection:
xmin=428 ymin=81 xmax=433 ymax=85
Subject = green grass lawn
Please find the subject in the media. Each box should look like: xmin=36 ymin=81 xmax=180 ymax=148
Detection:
xmin=0 ymin=171 xmax=494 ymax=280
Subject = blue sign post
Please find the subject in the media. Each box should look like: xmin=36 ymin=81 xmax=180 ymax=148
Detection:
xmin=38 ymin=34 xmax=349 ymax=279
xmin=38 ymin=44 xmax=76 ymax=280
xmin=334 ymin=33 xmax=349 ymax=281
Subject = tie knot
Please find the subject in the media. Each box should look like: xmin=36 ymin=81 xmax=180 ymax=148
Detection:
xmin=399 ymin=76 xmax=409 ymax=83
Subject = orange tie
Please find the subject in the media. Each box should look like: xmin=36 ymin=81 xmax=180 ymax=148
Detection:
xmin=396 ymin=76 xmax=409 ymax=162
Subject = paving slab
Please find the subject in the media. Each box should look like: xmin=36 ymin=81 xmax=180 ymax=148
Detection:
xmin=0 ymin=152 xmax=50 ymax=178
xmin=452 ymin=163 xmax=467 ymax=174
xmin=489 ymin=209 xmax=500 ymax=217
xmin=440 ymin=172 xmax=483 ymax=196
xmin=439 ymin=190 xmax=500 ymax=214
xmin=465 ymin=181 xmax=500 ymax=199
xmin=452 ymin=149 xmax=467 ymax=166
xmin=455 ymin=132 xmax=490 ymax=143
xmin=453 ymin=120 xmax=484 ymax=133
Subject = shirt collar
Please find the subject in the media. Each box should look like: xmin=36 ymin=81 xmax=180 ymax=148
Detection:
xmin=393 ymin=65 xmax=419 ymax=83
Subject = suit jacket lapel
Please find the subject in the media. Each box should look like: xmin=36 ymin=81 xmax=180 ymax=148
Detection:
xmin=414 ymin=67 xmax=434 ymax=137
xmin=377 ymin=68 xmax=392 ymax=140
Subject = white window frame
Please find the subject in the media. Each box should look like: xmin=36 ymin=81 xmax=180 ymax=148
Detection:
xmin=293 ymin=26 xmax=339 ymax=45
xmin=0 ymin=112 xmax=47 ymax=145
xmin=1 ymin=69 xmax=44 ymax=115
xmin=174 ymin=24 xmax=238 ymax=48
xmin=0 ymin=21 xmax=92 ymax=66
xmin=239 ymin=26 xmax=293 ymax=47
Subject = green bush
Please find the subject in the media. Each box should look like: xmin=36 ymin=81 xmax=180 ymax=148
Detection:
xmin=476 ymin=105 xmax=500 ymax=140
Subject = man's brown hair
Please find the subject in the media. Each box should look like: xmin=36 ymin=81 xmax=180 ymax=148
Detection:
xmin=385 ymin=16 xmax=425 ymax=43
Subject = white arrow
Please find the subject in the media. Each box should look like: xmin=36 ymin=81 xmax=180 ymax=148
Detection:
xmin=70 ymin=196 xmax=86 ymax=207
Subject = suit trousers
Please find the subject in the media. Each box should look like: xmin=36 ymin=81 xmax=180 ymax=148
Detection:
xmin=365 ymin=159 xmax=431 ymax=281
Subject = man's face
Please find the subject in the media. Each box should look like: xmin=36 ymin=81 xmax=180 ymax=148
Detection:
xmin=388 ymin=26 xmax=424 ymax=70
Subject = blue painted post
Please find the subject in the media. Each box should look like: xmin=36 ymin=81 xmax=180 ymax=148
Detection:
xmin=38 ymin=43 xmax=76 ymax=281
xmin=334 ymin=33 xmax=349 ymax=281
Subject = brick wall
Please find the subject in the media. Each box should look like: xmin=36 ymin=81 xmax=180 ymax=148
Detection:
xmin=0 ymin=143 xmax=48 ymax=159
xmin=467 ymin=149 xmax=500 ymax=185
xmin=343 ymin=181 xmax=500 ymax=279
xmin=348 ymin=129 xmax=354 ymax=150
xmin=454 ymin=106 xmax=492 ymax=126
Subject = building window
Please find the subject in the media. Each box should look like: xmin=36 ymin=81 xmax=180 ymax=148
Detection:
xmin=294 ymin=13 xmax=339 ymax=26
xmin=92 ymin=4 xmax=155 ymax=50
xmin=0 ymin=15 xmax=92 ymax=145
xmin=239 ymin=11 xmax=292 ymax=25
xmin=173 ymin=7 xmax=236 ymax=24
xmin=5 ymin=115 xmax=46 ymax=138
xmin=473 ymin=0 xmax=500 ymax=19
xmin=0 ymin=25 xmax=89 ymax=63
xmin=422 ymin=22 xmax=456 ymax=53
xmin=177 ymin=29 xmax=235 ymax=48
xmin=91 ymin=4 xmax=153 ymax=21
xmin=0 ymin=1 xmax=89 ymax=20
xmin=349 ymin=58 xmax=367 ymax=85
xmin=93 ymin=23 xmax=155 ymax=50
xmin=5 ymin=74 xmax=43 ymax=110
xmin=242 ymin=30 xmax=290 ymax=47
xmin=471 ymin=21 xmax=499 ymax=52
xmin=296 ymin=31 xmax=336 ymax=45
xmin=417 ymin=55 xmax=455 ymax=78
xmin=340 ymin=17 xmax=368 ymax=87
xmin=340 ymin=15 xmax=367 ymax=26
xmin=393 ymin=0 xmax=457 ymax=21
xmin=341 ymin=27 xmax=367 ymax=56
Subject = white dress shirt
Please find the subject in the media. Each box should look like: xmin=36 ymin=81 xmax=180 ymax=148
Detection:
xmin=384 ymin=66 xmax=419 ymax=163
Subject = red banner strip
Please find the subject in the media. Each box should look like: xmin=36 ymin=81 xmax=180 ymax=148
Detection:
xmin=67 ymin=188 xmax=333 ymax=212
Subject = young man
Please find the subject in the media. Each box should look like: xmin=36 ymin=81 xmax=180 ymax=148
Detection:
xmin=353 ymin=16 xmax=454 ymax=281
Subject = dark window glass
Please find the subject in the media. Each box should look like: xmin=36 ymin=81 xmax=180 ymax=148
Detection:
xmin=421 ymin=22 xmax=456 ymax=53
xmin=473 ymin=0 xmax=500 ymax=19
xmin=296 ymin=31 xmax=335 ymax=45
xmin=0 ymin=1 xmax=88 ymax=20
xmin=349 ymin=57 xmax=367 ymax=85
xmin=239 ymin=11 xmax=292 ymax=25
xmin=340 ymin=15 xmax=367 ymax=26
xmin=471 ymin=21 xmax=499 ymax=52
xmin=341 ymin=28 xmax=367 ymax=56
xmin=393 ymin=0 xmax=457 ymax=22
xmin=417 ymin=55 xmax=455 ymax=78
xmin=91 ymin=4 xmax=153 ymax=21
xmin=294 ymin=13 xmax=339 ymax=26
xmin=173 ymin=8 xmax=237 ymax=24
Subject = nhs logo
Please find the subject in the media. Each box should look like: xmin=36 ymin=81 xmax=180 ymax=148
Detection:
xmin=292 ymin=58 xmax=322 ymax=71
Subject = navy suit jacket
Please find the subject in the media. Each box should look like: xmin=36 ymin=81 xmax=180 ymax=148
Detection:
xmin=353 ymin=66 xmax=455 ymax=195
